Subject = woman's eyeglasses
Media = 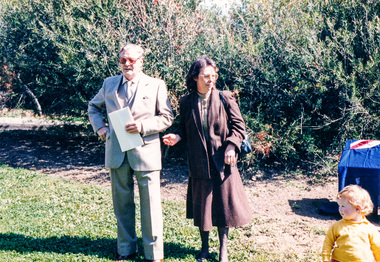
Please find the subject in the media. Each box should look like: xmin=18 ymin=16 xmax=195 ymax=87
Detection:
xmin=119 ymin=56 xmax=141 ymax=65
xmin=200 ymin=74 xmax=219 ymax=81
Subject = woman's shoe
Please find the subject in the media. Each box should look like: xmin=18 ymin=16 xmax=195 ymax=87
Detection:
xmin=115 ymin=253 xmax=137 ymax=261
xmin=196 ymin=250 xmax=209 ymax=261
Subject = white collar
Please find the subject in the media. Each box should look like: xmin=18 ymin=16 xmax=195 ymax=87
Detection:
xmin=122 ymin=73 xmax=142 ymax=85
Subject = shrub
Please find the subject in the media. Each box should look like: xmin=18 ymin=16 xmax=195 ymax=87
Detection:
xmin=0 ymin=0 xmax=379 ymax=173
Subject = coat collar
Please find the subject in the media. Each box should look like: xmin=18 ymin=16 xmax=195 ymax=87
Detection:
xmin=189 ymin=89 xmax=221 ymax=146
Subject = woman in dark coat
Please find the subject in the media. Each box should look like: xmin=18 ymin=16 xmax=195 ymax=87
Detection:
xmin=163 ymin=55 xmax=252 ymax=262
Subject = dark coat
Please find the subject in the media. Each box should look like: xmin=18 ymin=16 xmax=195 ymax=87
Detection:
xmin=177 ymin=89 xmax=252 ymax=230
xmin=177 ymin=89 xmax=245 ymax=180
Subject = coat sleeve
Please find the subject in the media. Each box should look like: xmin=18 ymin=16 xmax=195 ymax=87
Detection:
xmin=174 ymin=95 xmax=188 ymax=142
xmin=221 ymin=91 xmax=245 ymax=152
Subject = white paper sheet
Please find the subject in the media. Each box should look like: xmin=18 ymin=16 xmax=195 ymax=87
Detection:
xmin=108 ymin=107 xmax=143 ymax=152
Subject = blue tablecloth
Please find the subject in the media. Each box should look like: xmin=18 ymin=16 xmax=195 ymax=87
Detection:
xmin=338 ymin=140 xmax=380 ymax=215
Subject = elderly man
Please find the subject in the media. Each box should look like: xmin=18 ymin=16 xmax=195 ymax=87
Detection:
xmin=88 ymin=43 xmax=173 ymax=262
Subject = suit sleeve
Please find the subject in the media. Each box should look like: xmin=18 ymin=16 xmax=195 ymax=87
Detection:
xmin=88 ymin=81 xmax=107 ymax=134
xmin=140 ymin=79 xmax=174 ymax=136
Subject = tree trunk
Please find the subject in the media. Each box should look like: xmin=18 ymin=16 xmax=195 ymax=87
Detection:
xmin=17 ymin=74 xmax=42 ymax=116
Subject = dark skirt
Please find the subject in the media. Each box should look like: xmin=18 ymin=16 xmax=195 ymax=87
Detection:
xmin=186 ymin=163 xmax=253 ymax=231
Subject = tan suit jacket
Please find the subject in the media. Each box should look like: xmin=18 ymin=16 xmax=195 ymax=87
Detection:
xmin=88 ymin=73 xmax=173 ymax=170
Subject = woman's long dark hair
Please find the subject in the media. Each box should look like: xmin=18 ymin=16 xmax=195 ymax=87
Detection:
xmin=185 ymin=55 xmax=219 ymax=93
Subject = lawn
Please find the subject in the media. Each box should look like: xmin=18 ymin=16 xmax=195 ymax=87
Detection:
xmin=0 ymin=164 xmax=320 ymax=261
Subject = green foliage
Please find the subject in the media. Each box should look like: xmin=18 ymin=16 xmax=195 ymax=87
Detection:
xmin=0 ymin=0 xmax=379 ymax=173
xmin=0 ymin=0 xmax=208 ymax=116
xmin=226 ymin=0 xmax=380 ymax=172
xmin=0 ymin=61 xmax=16 ymax=109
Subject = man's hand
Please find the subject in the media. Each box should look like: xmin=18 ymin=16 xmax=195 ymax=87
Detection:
xmin=125 ymin=120 xmax=142 ymax=134
xmin=97 ymin=126 xmax=108 ymax=141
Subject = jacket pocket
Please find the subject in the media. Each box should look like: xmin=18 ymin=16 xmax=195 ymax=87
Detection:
xmin=142 ymin=133 xmax=159 ymax=144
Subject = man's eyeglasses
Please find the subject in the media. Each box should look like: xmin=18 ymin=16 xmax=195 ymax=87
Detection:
xmin=119 ymin=56 xmax=141 ymax=65
xmin=200 ymin=74 xmax=219 ymax=81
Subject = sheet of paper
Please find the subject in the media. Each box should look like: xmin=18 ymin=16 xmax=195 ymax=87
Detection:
xmin=108 ymin=107 xmax=143 ymax=152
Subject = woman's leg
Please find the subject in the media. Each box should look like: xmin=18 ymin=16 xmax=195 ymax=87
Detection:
xmin=218 ymin=227 xmax=229 ymax=262
xmin=197 ymin=229 xmax=209 ymax=260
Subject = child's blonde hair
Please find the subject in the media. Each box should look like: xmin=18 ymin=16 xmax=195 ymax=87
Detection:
xmin=337 ymin=185 xmax=374 ymax=216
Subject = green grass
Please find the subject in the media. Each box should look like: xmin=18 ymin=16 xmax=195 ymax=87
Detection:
xmin=0 ymin=165 xmax=321 ymax=261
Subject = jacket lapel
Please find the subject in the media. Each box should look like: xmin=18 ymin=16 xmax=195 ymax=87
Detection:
xmin=190 ymin=92 xmax=207 ymax=146
xmin=113 ymin=75 xmax=125 ymax=109
xmin=208 ymin=90 xmax=221 ymax=130
xmin=128 ymin=73 xmax=146 ymax=108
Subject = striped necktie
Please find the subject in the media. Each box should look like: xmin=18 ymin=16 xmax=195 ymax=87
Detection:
xmin=126 ymin=81 xmax=134 ymax=100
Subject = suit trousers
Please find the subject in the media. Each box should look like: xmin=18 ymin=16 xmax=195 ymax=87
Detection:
xmin=110 ymin=155 xmax=164 ymax=260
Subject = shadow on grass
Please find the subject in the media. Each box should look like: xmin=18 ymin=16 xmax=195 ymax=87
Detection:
xmin=0 ymin=129 xmax=105 ymax=171
xmin=289 ymin=198 xmax=380 ymax=225
xmin=288 ymin=198 xmax=341 ymax=221
xmin=0 ymin=129 xmax=189 ymax=185
xmin=0 ymin=233 xmax=199 ymax=260
xmin=0 ymin=233 xmax=116 ymax=259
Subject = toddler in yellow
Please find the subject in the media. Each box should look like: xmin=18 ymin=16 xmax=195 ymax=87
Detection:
xmin=322 ymin=185 xmax=380 ymax=262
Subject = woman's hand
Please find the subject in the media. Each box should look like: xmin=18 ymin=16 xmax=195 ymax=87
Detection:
xmin=224 ymin=143 xmax=237 ymax=166
xmin=162 ymin=133 xmax=181 ymax=146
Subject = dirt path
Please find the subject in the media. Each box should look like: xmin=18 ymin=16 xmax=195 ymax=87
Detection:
xmin=0 ymin=126 xmax=352 ymax=257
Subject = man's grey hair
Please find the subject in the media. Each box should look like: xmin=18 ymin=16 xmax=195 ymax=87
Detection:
xmin=119 ymin=44 xmax=144 ymax=58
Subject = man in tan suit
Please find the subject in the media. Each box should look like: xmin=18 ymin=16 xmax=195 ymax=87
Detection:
xmin=88 ymin=43 xmax=173 ymax=262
